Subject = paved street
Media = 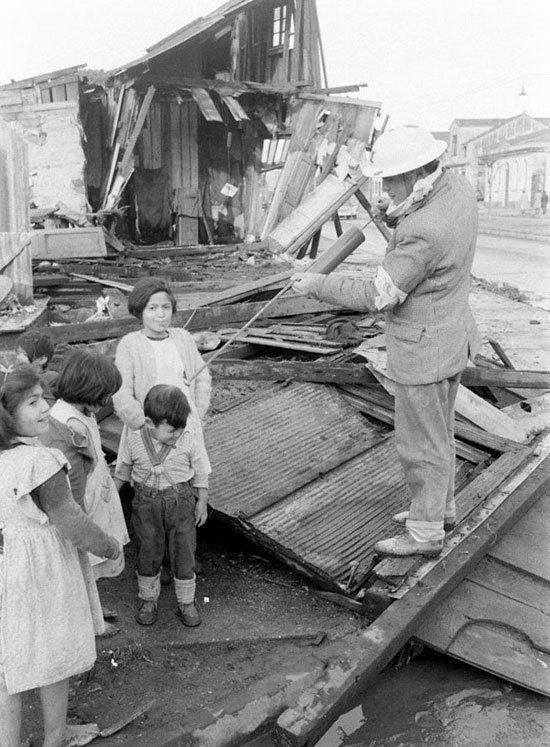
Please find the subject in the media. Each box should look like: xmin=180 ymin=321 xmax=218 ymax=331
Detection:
xmin=474 ymin=234 xmax=550 ymax=310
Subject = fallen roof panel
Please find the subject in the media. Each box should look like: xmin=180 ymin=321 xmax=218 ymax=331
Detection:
xmin=205 ymin=382 xmax=384 ymax=519
xmin=415 ymin=484 xmax=550 ymax=695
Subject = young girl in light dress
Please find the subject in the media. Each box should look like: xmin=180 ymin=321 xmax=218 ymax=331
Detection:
xmin=0 ymin=365 xmax=121 ymax=746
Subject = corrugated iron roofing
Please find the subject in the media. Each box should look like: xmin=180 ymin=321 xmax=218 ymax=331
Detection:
xmin=253 ymin=437 xmax=410 ymax=590
xmin=205 ymin=381 xmax=469 ymax=593
xmin=205 ymin=382 xmax=384 ymax=519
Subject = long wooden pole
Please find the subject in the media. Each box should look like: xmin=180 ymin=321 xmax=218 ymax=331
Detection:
xmin=188 ymin=218 xmax=374 ymax=381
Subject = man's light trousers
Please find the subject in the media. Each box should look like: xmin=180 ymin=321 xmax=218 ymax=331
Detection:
xmin=394 ymin=373 xmax=461 ymax=542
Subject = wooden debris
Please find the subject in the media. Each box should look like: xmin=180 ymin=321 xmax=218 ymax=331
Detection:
xmin=98 ymin=699 xmax=156 ymax=738
xmin=273 ymin=452 xmax=550 ymax=746
xmin=68 ymin=273 xmax=133 ymax=293
xmin=455 ymin=384 xmax=528 ymax=443
xmin=218 ymin=331 xmax=342 ymax=355
xmin=209 ymin=358 xmax=375 ymax=386
xmin=0 ymin=296 xmax=343 ymax=349
xmin=461 ymin=366 xmax=550 ymax=389
xmin=30 ymin=227 xmax=107 ymax=260
xmin=373 ymin=447 xmax=531 ymax=585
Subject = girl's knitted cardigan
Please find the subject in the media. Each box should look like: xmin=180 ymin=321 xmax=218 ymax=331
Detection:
xmin=112 ymin=328 xmax=212 ymax=430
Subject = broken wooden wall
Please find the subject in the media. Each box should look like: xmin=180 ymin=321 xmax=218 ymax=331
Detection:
xmin=261 ymin=95 xmax=380 ymax=244
xmin=0 ymin=101 xmax=88 ymax=214
xmin=0 ymin=120 xmax=33 ymax=303
xmin=0 ymin=69 xmax=89 ymax=214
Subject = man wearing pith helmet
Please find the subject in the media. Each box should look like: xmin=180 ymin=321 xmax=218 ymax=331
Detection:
xmin=292 ymin=125 xmax=481 ymax=558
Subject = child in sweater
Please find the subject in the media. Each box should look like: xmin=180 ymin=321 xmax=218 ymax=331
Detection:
xmin=114 ymin=385 xmax=210 ymax=627
xmin=112 ymin=277 xmax=211 ymax=430
xmin=0 ymin=365 xmax=120 ymax=746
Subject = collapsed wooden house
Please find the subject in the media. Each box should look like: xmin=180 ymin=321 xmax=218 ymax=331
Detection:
xmin=92 ymin=0 xmax=379 ymax=247
xmin=0 ymin=0 xmax=381 ymax=257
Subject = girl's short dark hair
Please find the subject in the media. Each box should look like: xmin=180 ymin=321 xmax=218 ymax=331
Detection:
xmin=18 ymin=331 xmax=55 ymax=364
xmin=144 ymin=385 xmax=190 ymax=429
xmin=55 ymin=350 xmax=122 ymax=407
xmin=127 ymin=277 xmax=177 ymax=320
xmin=0 ymin=365 xmax=41 ymax=448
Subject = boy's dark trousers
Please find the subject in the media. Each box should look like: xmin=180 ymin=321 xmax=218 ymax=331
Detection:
xmin=132 ymin=482 xmax=196 ymax=603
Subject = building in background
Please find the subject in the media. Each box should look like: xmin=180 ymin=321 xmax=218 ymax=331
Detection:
xmin=467 ymin=114 xmax=550 ymax=208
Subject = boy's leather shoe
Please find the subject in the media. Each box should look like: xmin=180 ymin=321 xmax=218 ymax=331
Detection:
xmin=136 ymin=600 xmax=158 ymax=626
xmin=374 ymin=534 xmax=443 ymax=558
xmin=391 ymin=510 xmax=457 ymax=532
xmin=177 ymin=603 xmax=201 ymax=627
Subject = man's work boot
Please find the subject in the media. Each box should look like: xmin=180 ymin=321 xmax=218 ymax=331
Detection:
xmin=391 ymin=510 xmax=456 ymax=532
xmin=374 ymin=534 xmax=443 ymax=558
xmin=177 ymin=602 xmax=201 ymax=627
xmin=136 ymin=600 xmax=158 ymax=626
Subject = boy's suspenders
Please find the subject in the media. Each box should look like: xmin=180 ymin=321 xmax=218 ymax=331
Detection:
xmin=139 ymin=428 xmax=179 ymax=492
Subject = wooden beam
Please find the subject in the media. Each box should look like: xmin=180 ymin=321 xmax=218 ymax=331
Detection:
xmin=461 ymin=366 xmax=550 ymax=390
xmin=273 ymin=452 xmax=550 ymax=746
xmin=209 ymin=358 xmax=375 ymax=385
xmin=118 ymin=85 xmax=156 ymax=178
xmin=0 ymin=296 xmax=343 ymax=349
xmin=124 ymin=241 xmax=268 ymax=260
xmin=354 ymin=188 xmax=392 ymax=242
xmin=311 ymin=84 xmax=370 ymax=95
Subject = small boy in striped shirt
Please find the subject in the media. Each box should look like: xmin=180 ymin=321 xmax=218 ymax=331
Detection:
xmin=114 ymin=384 xmax=211 ymax=627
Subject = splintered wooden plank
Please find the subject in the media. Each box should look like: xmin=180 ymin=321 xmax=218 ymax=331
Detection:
xmin=461 ymin=366 xmax=550 ymax=390
xmin=209 ymin=359 xmax=375 ymax=386
xmin=218 ymin=332 xmax=340 ymax=355
xmin=456 ymin=384 xmax=527 ymax=443
xmin=221 ymin=94 xmax=249 ymax=121
xmin=273 ymin=454 xmax=550 ymax=746
xmin=190 ymin=88 xmax=223 ymax=122
xmin=118 ymin=85 xmax=156 ymax=178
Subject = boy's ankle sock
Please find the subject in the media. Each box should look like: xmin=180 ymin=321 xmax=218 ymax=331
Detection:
xmin=137 ymin=573 xmax=161 ymax=602
xmin=174 ymin=574 xmax=196 ymax=605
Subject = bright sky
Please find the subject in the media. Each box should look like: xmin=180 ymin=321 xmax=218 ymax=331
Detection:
xmin=1 ymin=0 xmax=549 ymax=130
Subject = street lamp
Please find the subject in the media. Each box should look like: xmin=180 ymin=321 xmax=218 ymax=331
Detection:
xmin=518 ymin=73 xmax=550 ymax=97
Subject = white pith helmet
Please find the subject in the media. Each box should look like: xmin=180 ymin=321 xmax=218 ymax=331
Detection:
xmin=362 ymin=125 xmax=448 ymax=178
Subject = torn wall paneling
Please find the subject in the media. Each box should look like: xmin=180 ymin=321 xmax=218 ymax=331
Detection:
xmin=139 ymin=102 xmax=163 ymax=170
xmin=169 ymin=100 xmax=199 ymax=245
xmin=260 ymin=100 xmax=322 ymax=238
xmin=0 ymin=120 xmax=33 ymax=302
xmin=0 ymin=101 xmax=88 ymax=214
xmin=268 ymin=173 xmax=367 ymax=255
xmin=103 ymin=86 xmax=155 ymax=210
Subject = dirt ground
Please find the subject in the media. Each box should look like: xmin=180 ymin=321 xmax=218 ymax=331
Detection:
xmin=20 ymin=376 xmax=361 ymax=746
xmin=21 ymin=524 xmax=361 ymax=745
xmin=19 ymin=247 xmax=550 ymax=745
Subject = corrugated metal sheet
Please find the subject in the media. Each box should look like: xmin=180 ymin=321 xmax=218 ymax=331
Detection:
xmin=205 ymin=382 xmax=384 ymax=519
xmin=205 ymin=381 xmax=469 ymax=593
xmin=252 ymin=437 xmax=410 ymax=590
